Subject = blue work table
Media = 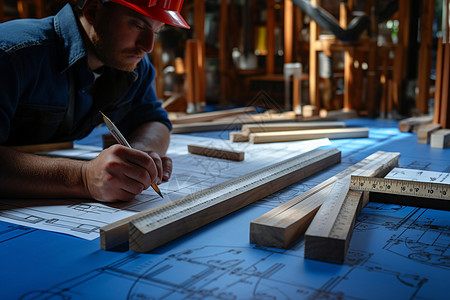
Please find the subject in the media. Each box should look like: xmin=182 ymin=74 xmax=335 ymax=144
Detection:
xmin=1 ymin=118 xmax=449 ymax=300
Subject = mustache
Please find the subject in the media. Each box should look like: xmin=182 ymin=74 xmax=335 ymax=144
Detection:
xmin=123 ymin=49 xmax=147 ymax=57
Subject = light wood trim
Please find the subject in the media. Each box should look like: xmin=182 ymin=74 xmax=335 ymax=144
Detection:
xmin=249 ymin=128 xmax=369 ymax=144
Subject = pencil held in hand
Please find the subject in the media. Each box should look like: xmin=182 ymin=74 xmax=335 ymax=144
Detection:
xmin=100 ymin=111 xmax=164 ymax=198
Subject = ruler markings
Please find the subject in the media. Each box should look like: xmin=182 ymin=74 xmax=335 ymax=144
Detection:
xmin=101 ymin=148 xmax=341 ymax=251
xmin=129 ymin=148 xmax=341 ymax=252
xmin=303 ymin=151 xmax=400 ymax=263
xmin=350 ymin=176 xmax=450 ymax=200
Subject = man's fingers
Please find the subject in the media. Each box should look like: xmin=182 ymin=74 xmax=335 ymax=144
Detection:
xmin=147 ymin=151 xmax=163 ymax=184
xmin=162 ymin=156 xmax=172 ymax=181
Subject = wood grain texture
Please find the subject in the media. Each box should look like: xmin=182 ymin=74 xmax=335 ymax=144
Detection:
xmin=250 ymin=151 xmax=400 ymax=249
xmin=188 ymin=144 xmax=245 ymax=161
xmin=249 ymin=128 xmax=369 ymax=144
xmin=125 ymin=148 xmax=341 ymax=253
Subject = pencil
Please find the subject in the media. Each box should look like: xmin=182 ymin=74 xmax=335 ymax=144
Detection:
xmin=100 ymin=111 xmax=164 ymax=198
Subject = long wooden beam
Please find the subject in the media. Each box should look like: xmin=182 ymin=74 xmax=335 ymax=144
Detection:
xmin=248 ymin=128 xmax=369 ymax=144
xmin=101 ymin=148 xmax=341 ymax=251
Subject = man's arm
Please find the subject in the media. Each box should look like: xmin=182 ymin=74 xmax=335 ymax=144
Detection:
xmin=0 ymin=143 xmax=161 ymax=202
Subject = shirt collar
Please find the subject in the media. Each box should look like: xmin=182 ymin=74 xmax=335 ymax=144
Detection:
xmin=54 ymin=4 xmax=87 ymax=72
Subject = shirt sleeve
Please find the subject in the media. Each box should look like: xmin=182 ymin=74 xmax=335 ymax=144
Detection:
xmin=0 ymin=51 xmax=21 ymax=144
xmin=116 ymin=56 xmax=172 ymax=136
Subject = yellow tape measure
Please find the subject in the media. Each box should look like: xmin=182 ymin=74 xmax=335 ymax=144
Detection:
xmin=350 ymin=175 xmax=450 ymax=200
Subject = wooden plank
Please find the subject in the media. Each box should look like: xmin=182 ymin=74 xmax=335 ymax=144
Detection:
xmin=10 ymin=141 xmax=74 ymax=153
xmin=242 ymin=121 xmax=346 ymax=134
xmin=250 ymin=151 xmax=400 ymax=249
xmin=171 ymin=112 xmax=297 ymax=134
xmin=417 ymin=123 xmax=441 ymax=144
xmin=249 ymin=128 xmax=369 ymax=144
xmin=171 ymin=107 xmax=256 ymax=124
xmin=430 ymin=129 xmax=450 ymax=149
xmin=187 ymin=144 xmax=244 ymax=161
xmin=398 ymin=115 xmax=433 ymax=133
xmin=128 ymin=148 xmax=341 ymax=253
xmin=304 ymin=189 xmax=365 ymax=263
xmin=99 ymin=148 xmax=341 ymax=251
xmin=231 ymin=121 xmax=346 ymax=142
xmin=101 ymin=148 xmax=340 ymax=250
xmin=304 ymin=153 xmax=401 ymax=263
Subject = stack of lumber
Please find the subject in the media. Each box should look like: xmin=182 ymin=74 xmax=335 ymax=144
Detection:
xmin=250 ymin=151 xmax=400 ymax=264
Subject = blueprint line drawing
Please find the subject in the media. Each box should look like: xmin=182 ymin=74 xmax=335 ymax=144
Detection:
xmin=10 ymin=201 xmax=450 ymax=300
xmin=18 ymin=244 xmax=430 ymax=300
xmin=0 ymin=136 xmax=330 ymax=240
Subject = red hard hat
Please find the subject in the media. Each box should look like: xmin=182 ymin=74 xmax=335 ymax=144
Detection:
xmin=102 ymin=0 xmax=190 ymax=29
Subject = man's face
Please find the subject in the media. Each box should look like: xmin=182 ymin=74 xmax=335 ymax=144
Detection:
xmin=91 ymin=3 xmax=164 ymax=72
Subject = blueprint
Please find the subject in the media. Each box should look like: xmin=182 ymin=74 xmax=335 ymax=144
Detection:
xmin=0 ymin=135 xmax=330 ymax=240
xmin=1 ymin=201 xmax=449 ymax=299
xmin=1 ymin=119 xmax=450 ymax=299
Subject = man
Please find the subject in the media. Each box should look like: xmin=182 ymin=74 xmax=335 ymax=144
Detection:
xmin=0 ymin=0 xmax=189 ymax=202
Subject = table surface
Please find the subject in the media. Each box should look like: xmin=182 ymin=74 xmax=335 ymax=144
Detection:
xmin=1 ymin=118 xmax=450 ymax=300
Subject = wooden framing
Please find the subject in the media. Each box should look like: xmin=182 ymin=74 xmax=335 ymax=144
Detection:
xmin=416 ymin=0 xmax=435 ymax=114
xmin=250 ymin=151 xmax=400 ymax=249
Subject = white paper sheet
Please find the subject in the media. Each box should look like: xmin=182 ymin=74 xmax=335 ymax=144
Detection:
xmin=0 ymin=135 xmax=331 ymax=240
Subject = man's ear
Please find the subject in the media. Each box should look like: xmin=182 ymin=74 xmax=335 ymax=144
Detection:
xmin=83 ymin=0 xmax=101 ymax=24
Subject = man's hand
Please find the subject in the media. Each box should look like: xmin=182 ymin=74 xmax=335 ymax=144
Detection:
xmin=82 ymin=144 xmax=162 ymax=202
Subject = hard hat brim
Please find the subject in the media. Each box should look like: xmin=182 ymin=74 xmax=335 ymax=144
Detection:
xmin=105 ymin=0 xmax=190 ymax=29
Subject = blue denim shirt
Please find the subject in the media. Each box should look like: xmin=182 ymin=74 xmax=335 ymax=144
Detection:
xmin=0 ymin=4 xmax=171 ymax=146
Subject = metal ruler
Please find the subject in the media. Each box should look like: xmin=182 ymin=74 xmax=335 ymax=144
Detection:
xmin=350 ymin=175 xmax=450 ymax=201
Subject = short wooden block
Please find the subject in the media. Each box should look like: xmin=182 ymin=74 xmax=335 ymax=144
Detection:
xmin=417 ymin=123 xmax=441 ymax=144
xmin=398 ymin=115 xmax=433 ymax=133
xmin=430 ymin=129 xmax=450 ymax=148
xmin=229 ymin=131 xmax=249 ymax=142
xmin=187 ymin=144 xmax=244 ymax=161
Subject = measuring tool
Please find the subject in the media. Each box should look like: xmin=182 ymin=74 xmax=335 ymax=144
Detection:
xmin=350 ymin=176 xmax=450 ymax=200
xmin=101 ymin=148 xmax=341 ymax=252
xmin=251 ymin=151 xmax=400 ymax=250
xmin=301 ymin=151 xmax=400 ymax=263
